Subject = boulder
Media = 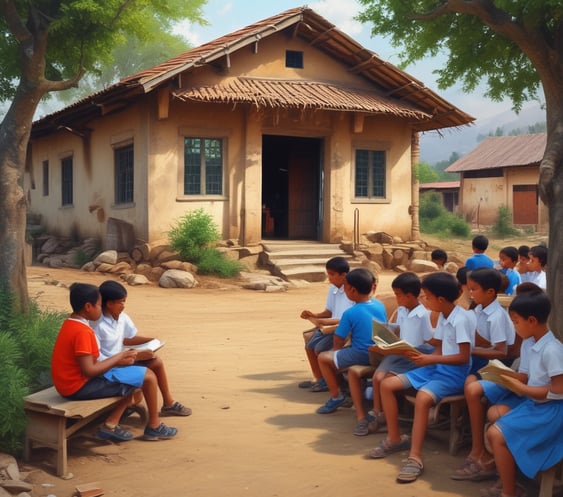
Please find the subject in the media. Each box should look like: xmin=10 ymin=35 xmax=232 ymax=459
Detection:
xmin=125 ymin=273 xmax=150 ymax=286
xmin=94 ymin=250 xmax=118 ymax=265
xmin=159 ymin=269 xmax=198 ymax=288
xmin=408 ymin=259 xmax=439 ymax=273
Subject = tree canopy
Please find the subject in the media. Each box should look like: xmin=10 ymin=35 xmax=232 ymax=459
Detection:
xmin=357 ymin=0 xmax=563 ymax=336
xmin=0 ymin=0 xmax=206 ymax=311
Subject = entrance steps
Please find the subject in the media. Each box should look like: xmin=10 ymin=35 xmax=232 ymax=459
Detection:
xmin=260 ymin=240 xmax=355 ymax=282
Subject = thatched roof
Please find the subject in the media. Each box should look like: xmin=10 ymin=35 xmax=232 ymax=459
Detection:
xmin=32 ymin=7 xmax=474 ymax=137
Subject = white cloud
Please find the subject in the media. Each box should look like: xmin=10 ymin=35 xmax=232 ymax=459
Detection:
xmin=309 ymin=0 xmax=363 ymax=35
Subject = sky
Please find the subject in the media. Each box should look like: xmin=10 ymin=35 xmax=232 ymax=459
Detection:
xmin=175 ymin=0 xmax=528 ymax=123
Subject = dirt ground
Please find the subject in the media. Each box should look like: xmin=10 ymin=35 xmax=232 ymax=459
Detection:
xmin=20 ymin=234 xmax=545 ymax=497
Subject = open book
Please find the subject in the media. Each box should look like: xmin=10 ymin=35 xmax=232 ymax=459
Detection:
xmin=127 ymin=338 xmax=165 ymax=361
xmin=370 ymin=321 xmax=419 ymax=354
xmin=478 ymin=359 xmax=522 ymax=395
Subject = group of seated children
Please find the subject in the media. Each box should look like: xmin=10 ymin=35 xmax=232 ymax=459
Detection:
xmin=51 ymin=281 xmax=191 ymax=443
xmin=299 ymin=246 xmax=561 ymax=495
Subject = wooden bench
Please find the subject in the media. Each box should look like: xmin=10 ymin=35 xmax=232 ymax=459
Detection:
xmin=23 ymin=386 xmax=122 ymax=479
xmin=404 ymin=393 xmax=468 ymax=456
xmin=539 ymin=460 xmax=563 ymax=497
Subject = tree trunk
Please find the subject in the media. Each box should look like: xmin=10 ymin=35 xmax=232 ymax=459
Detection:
xmin=538 ymin=84 xmax=563 ymax=340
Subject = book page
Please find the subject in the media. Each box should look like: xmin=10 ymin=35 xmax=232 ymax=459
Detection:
xmin=126 ymin=338 xmax=165 ymax=353
xmin=372 ymin=321 xmax=400 ymax=344
xmin=478 ymin=360 xmax=522 ymax=394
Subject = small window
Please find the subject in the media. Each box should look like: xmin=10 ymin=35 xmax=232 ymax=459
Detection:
xmin=285 ymin=50 xmax=304 ymax=69
xmin=114 ymin=144 xmax=134 ymax=204
xmin=42 ymin=160 xmax=49 ymax=196
xmin=61 ymin=157 xmax=73 ymax=206
xmin=354 ymin=149 xmax=386 ymax=199
xmin=184 ymin=137 xmax=223 ymax=195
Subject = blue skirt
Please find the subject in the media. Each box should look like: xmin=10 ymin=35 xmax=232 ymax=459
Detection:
xmin=103 ymin=365 xmax=146 ymax=388
xmin=495 ymin=398 xmax=563 ymax=478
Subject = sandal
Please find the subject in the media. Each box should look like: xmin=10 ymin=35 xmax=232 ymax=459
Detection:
xmin=368 ymin=434 xmax=410 ymax=459
xmin=451 ymin=457 xmax=497 ymax=481
xmin=96 ymin=424 xmax=134 ymax=442
xmin=310 ymin=379 xmax=329 ymax=392
xmin=298 ymin=380 xmax=315 ymax=389
xmin=397 ymin=457 xmax=424 ymax=483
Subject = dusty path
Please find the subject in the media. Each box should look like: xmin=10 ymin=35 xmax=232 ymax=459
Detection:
xmin=22 ymin=265 xmax=511 ymax=497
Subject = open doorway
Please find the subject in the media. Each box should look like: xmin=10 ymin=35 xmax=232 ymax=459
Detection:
xmin=262 ymin=135 xmax=322 ymax=239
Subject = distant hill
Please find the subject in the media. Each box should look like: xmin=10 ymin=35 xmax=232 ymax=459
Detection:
xmin=419 ymin=103 xmax=546 ymax=165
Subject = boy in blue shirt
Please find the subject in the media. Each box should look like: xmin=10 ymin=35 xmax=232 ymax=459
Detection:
xmin=466 ymin=235 xmax=495 ymax=270
xmin=498 ymin=246 xmax=521 ymax=295
xmin=315 ymin=268 xmax=386 ymax=414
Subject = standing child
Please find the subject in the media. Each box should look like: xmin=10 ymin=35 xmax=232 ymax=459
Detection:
xmin=483 ymin=286 xmax=563 ymax=497
xmin=451 ymin=268 xmax=516 ymax=481
xmin=368 ymin=272 xmax=476 ymax=484
xmin=315 ymin=268 xmax=386 ymax=414
xmin=298 ymin=257 xmax=354 ymax=392
xmin=498 ymin=246 xmax=521 ymax=296
xmin=51 ymin=283 xmax=178 ymax=441
xmin=466 ymin=235 xmax=495 ymax=270
xmin=94 ymin=280 xmax=192 ymax=418
xmin=348 ymin=272 xmax=434 ymax=436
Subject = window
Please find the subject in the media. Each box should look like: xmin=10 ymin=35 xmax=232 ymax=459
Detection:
xmin=42 ymin=160 xmax=49 ymax=196
xmin=354 ymin=149 xmax=386 ymax=199
xmin=61 ymin=156 xmax=73 ymax=206
xmin=114 ymin=144 xmax=134 ymax=204
xmin=285 ymin=50 xmax=304 ymax=68
xmin=184 ymin=137 xmax=223 ymax=195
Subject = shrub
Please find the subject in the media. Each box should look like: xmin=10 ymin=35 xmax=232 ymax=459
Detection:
xmin=168 ymin=209 xmax=242 ymax=277
xmin=419 ymin=192 xmax=470 ymax=238
xmin=492 ymin=205 xmax=521 ymax=238
xmin=0 ymin=285 xmax=65 ymax=454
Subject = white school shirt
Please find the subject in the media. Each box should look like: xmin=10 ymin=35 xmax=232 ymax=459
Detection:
xmin=395 ymin=304 xmax=434 ymax=347
xmin=92 ymin=312 xmax=138 ymax=360
xmin=325 ymin=284 xmax=354 ymax=319
xmin=523 ymin=270 xmax=547 ymax=290
xmin=435 ymin=305 xmax=476 ymax=355
xmin=474 ymin=299 xmax=516 ymax=346
xmin=518 ymin=331 xmax=563 ymax=388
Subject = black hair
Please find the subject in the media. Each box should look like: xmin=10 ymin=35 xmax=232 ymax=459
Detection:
xmin=99 ymin=280 xmax=128 ymax=307
xmin=472 ymin=235 xmax=489 ymax=252
xmin=69 ymin=283 xmax=100 ymax=313
xmin=517 ymin=245 xmax=530 ymax=258
xmin=325 ymin=256 xmax=350 ymax=274
xmin=509 ymin=284 xmax=550 ymax=323
xmin=345 ymin=268 xmax=375 ymax=295
xmin=421 ymin=272 xmax=461 ymax=303
xmin=391 ymin=272 xmax=421 ymax=297
xmin=456 ymin=266 xmax=469 ymax=286
xmin=431 ymin=248 xmax=448 ymax=263
xmin=499 ymin=246 xmax=518 ymax=263
xmin=467 ymin=267 xmax=502 ymax=294
xmin=529 ymin=245 xmax=548 ymax=267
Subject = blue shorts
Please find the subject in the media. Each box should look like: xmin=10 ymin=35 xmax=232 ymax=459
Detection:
xmin=103 ymin=365 xmax=146 ymax=388
xmin=334 ymin=348 xmax=370 ymax=369
xmin=306 ymin=329 xmax=333 ymax=354
xmin=377 ymin=344 xmax=435 ymax=374
xmin=67 ymin=375 xmax=137 ymax=400
xmin=480 ymin=380 xmax=525 ymax=409
xmin=401 ymin=363 xmax=468 ymax=403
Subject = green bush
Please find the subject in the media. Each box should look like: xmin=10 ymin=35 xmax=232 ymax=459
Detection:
xmin=420 ymin=192 xmax=470 ymax=238
xmin=0 ymin=285 xmax=65 ymax=454
xmin=168 ymin=208 xmax=242 ymax=277
xmin=492 ymin=205 xmax=521 ymax=238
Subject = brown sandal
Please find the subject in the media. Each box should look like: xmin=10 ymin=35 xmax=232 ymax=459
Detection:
xmin=451 ymin=457 xmax=497 ymax=481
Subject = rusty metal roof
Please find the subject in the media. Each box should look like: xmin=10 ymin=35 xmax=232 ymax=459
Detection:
xmin=32 ymin=6 xmax=474 ymax=137
xmin=419 ymin=181 xmax=460 ymax=190
xmin=446 ymin=133 xmax=546 ymax=172
xmin=174 ymin=77 xmax=430 ymax=120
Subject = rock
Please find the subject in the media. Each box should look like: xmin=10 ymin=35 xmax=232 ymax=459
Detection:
xmin=106 ymin=261 xmax=133 ymax=274
xmin=159 ymin=269 xmax=198 ymax=288
xmin=364 ymin=231 xmax=394 ymax=244
xmin=444 ymin=261 xmax=460 ymax=274
xmin=81 ymin=261 xmax=97 ymax=272
xmin=40 ymin=236 xmax=60 ymax=255
xmin=408 ymin=259 xmax=439 ymax=273
xmin=95 ymin=262 xmax=115 ymax=273
xmin=125 ymin=273 xmax=150 ymax=286
xmin=94 ymin=250 xmax=118 ymax=265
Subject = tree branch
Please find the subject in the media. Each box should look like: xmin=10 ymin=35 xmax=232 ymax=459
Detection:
xmin=43 ymin=68 xmax=86 ymax=93
xmin=0 ymin=0 xmax=31 ymax=43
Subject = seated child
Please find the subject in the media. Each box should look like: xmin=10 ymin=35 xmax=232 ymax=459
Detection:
xmin=368 ymin=272 xmax=476 ymax=484
xmin=483 ymin=285 xmax=563 ymax=497
xmin=431 ymin=248 xmax=448 ymax=269
xmin=51 ymin=283 xmax=178 ymax=441
xmin=298 ymin=257 xmax=353 ymax=393
xmin=316 ymin=268 xmax=386 ymax=414
xmin=521 ymin=245 xmax=547 ymax=289
xmin=451 ymin=268 xmax=516 ymax=481
xmin=516 ymin=245 xmax=530 ymax=278
xmin=94 ymin=280 xmax=192 ymax=417
xmin=498 ymin=246 xmax=521 ymax=296
xmin=466 ymin=235 xmax=495 ymax=270
xmin=348 ymin=272 xmax=434 ymax=436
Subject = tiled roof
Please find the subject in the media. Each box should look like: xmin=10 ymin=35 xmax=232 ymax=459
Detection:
xmin=446 ymin=134 xmax=546 ymax=172
xmin=32 ymin=7 xmax=474 ymax=137
xmin=174 ymin=77 xmax=430 ymax=120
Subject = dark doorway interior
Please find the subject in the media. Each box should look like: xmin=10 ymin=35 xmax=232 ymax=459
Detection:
xmin=262 ymin=135 xmax=321 ymax=239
